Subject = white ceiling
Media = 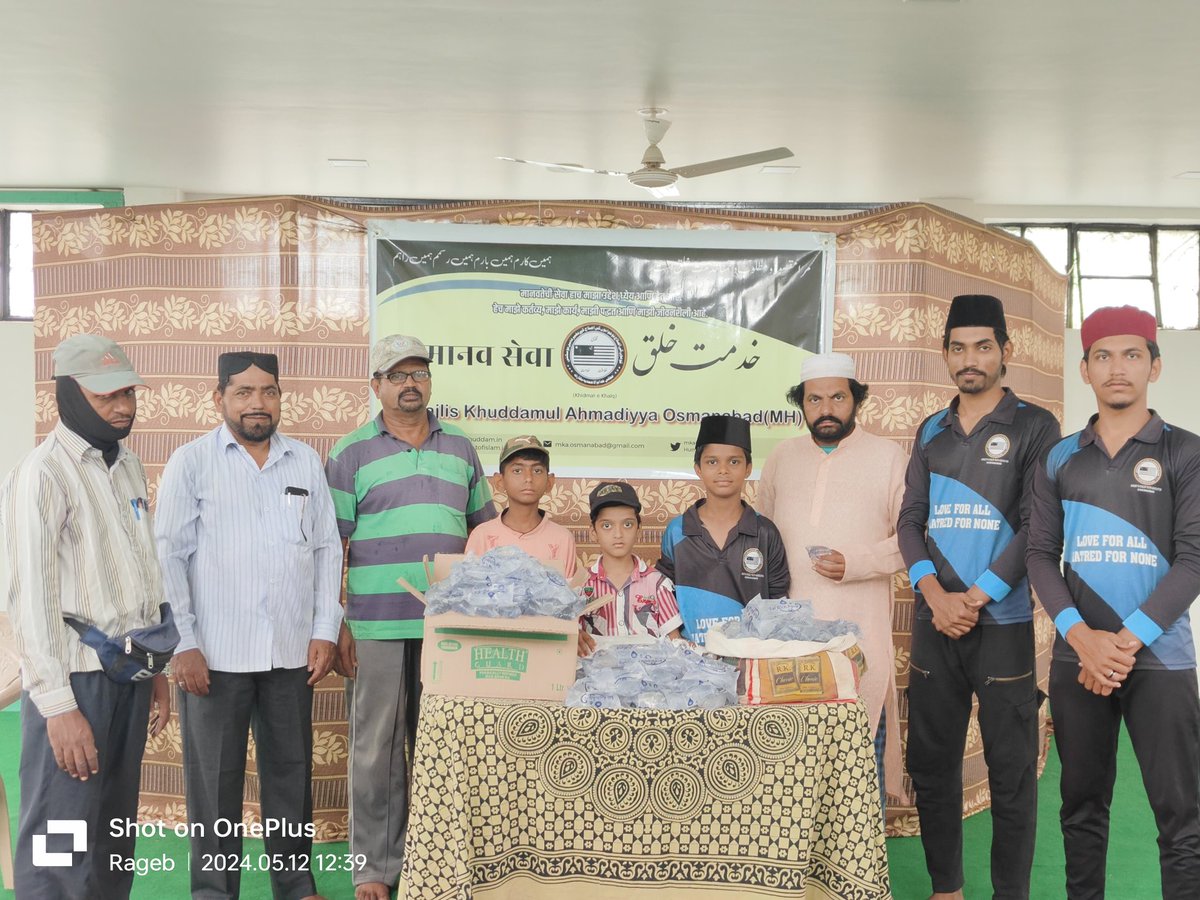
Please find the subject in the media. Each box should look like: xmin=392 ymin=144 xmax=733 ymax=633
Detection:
xmin=4 ymin=0 xmax=1200 ymax=215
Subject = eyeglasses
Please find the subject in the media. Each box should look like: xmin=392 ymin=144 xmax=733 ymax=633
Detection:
xmin=376 ymin=369 xmax=432 ymax=385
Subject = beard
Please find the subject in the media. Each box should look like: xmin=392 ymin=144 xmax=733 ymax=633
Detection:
xmin=807 ymin=415 xmax=855 ymax=444
xmin=230 ymin=414 xmax=277 ymax=443
xmin=955 ymin=367 xmax=1000 ymax=395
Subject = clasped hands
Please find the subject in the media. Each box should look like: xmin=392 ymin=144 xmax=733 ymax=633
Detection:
xmin=1066 ymin=624 xmax=1142 ymax=696
xmin=920 ymin=577 xmax=989 ymax=639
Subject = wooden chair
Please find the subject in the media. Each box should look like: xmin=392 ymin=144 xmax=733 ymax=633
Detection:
xmin=0 ymin=611 xmax=20 ymax=890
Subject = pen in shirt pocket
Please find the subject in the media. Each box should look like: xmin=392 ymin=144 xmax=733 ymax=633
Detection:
xmin=285 ymin=486 xmax=309 ymax=540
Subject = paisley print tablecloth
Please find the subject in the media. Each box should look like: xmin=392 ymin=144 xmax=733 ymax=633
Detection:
xmin=400 ymin=695 xmax=890 ymax=899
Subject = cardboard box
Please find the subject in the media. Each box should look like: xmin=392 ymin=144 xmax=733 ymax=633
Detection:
xmin=704 ymin=631 xmax=866 ymax=705
xmin=400 ymin=553 xmax=607 ymax=702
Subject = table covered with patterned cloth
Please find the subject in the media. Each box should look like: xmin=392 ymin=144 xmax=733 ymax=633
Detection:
xmin=399 ymin=694 xmax=890 ymax=899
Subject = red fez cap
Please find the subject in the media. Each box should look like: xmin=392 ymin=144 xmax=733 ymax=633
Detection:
xmin=1080 ymin=305 xmax=1157 ymax=352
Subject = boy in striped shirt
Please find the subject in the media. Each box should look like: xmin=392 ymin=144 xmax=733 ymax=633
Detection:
xmin=578 ymin=481 xmax=681 ymax=655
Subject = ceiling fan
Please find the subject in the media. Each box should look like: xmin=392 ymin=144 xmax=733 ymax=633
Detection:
xmin=498 ymin=108 xmax=794 ymax=199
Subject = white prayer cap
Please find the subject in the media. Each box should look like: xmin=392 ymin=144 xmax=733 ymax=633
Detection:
xmin=800 ymin=352 xmax=856 ymax=383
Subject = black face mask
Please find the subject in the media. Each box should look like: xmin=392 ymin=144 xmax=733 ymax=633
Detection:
xmin=55 ymin=376 xmax=132 ymax=468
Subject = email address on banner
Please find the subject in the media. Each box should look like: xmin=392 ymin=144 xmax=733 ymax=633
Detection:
xmin=497 ymin=298 xmax=703 ymax=318
xmin=553 ymin=440 xmax=647 ymax=450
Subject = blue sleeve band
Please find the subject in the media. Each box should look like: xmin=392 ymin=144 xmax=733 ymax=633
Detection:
xmin=908 ymin=560 xmax=937 ymax=587
xmin=1054 ymin=608 xmax=1085 ymax=641
xmin=1123 ymin=609 xmax=1164 ymax=647
xmin=973 ymin=569 xmax=1012 ymax=603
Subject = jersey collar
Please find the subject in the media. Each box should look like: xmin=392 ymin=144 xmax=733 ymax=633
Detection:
xmin=682 ymin=499 xmax=759 ymax=538
xmin=1079 ymin=410 xmax=1165 ymax=447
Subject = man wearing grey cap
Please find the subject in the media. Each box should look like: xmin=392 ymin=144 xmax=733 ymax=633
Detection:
xmin=1 ymin=333 xmax=170 ymax=898
xmin=758 ymin=351 xmax=907 ymax=816
xmin=325 ymin=334 xmax=496 ymax=900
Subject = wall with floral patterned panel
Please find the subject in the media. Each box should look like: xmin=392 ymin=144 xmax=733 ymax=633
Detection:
xmin=32 ymin=197 xmax=1065 ymax=839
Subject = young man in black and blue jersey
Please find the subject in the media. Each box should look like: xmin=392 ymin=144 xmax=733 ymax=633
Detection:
xmin=1028 ymin=305 xmax=1200 ymax=899
xmin=898 ymin=294 xmax=1061 ymax=900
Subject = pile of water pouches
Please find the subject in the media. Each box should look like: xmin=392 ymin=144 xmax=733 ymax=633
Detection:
xmin=424 ymin=545 xmax=583 ymax=619
xmin=565 ymin=638 xmax=739 ymax=710
xmin=710 ymin=597 xmax=861 ymax=642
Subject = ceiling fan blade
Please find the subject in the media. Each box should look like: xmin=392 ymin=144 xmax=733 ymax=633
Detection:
xmin=668 ymin=147 xmax=794 ymax=179
xmin=496 ymin=156 xmax=625 ymax=176
xmin=648 ymin=183 xmax=680 ymax=199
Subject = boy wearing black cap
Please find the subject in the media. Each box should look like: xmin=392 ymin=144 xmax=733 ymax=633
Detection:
xmin=578 ymin=482 xmax=682 ymax=655
xmin=1028 ymin=306 xmax=1200 ymax=899
xmin=897 ymin=294 xmax=1060 ymax=900
xmin=656 ymin=414 xmax=790 ymax=645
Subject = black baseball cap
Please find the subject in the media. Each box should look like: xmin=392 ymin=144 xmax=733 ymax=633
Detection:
xmin=589 ymin=481 xmax=642 ymax=517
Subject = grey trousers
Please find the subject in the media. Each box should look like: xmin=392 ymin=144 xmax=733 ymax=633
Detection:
xmin=179 ymin=667 xmax=315 ymax=900
xmin=15 ymin=672 xmax=152 ymax=900
xmin=346 ymin=638 xmax=422 ymax=888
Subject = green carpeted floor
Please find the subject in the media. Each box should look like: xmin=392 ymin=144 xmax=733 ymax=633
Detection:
xmin=885 ymin=724 xmax=1161 ymax=898
xmin=0 ymin=707 xmax=1163 ymax=899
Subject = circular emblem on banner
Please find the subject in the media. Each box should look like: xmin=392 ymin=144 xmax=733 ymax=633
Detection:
xmin=742 ymin=547 xmax=764 ymax=574
xmin=562 ymin=323 xmax=626 ymax=388
xmin=1134 ymin=457 xmax=1163 ymax=486
xmin=985 ymin=434 xmax=1011 ymax=459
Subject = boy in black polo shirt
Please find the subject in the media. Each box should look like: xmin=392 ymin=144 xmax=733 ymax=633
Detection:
xmin=656 ymin=414 xmax=790 ymax=645
xmin=1028 ymin=305 xmax=1200 ymax=900
xmin=897 ymin=294 xmax=1060 ymax=900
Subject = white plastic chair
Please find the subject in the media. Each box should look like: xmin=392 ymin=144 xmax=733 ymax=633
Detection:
xmin=0 ymin=611 xmax=20 ymax=889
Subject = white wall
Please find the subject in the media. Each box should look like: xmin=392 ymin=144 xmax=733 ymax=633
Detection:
xmin=0 ymin=321 xmax=35 ymax=611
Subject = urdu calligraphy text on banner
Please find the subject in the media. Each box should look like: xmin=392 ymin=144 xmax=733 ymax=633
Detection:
xmin=370 ymin=223 xmax=834 ymax=477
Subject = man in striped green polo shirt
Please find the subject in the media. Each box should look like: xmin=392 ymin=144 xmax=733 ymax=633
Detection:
xmin=325 ymin=333 xmax=495 ymax=900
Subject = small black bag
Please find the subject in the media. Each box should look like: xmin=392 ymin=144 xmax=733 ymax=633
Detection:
xmin=64 ymin=603 xmax=180 ymax=683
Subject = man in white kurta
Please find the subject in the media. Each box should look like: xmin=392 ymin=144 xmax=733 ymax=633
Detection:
xmin=758 ymin=352 xmax=907 ymax=804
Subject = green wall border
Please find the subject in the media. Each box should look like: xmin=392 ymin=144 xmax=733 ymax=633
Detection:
xmin=0 ymin=189 xmax=125 ymax=209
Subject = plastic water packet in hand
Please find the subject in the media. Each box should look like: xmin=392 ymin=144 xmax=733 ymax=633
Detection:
xmin=425 ymin=545 xmax=584 ymax=619
xmin=566 ymin=636 xmax=738 ymax=710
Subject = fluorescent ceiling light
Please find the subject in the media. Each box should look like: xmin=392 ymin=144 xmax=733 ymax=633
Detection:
xmin=327 ymin=158 xmax=369 ymax=168
xmin=1174 ymin=171 xmax=1200 ymax=179
xmin=760 ymin=165 xmax=801 ymax=175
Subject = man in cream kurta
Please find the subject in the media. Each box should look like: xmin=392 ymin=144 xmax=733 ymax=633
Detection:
xmin=758 ymin=352 xmax=907 ymax=804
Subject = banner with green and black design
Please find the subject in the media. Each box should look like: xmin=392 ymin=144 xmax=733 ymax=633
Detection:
xmin=370 ymin=222 xmax=834 ymax=477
